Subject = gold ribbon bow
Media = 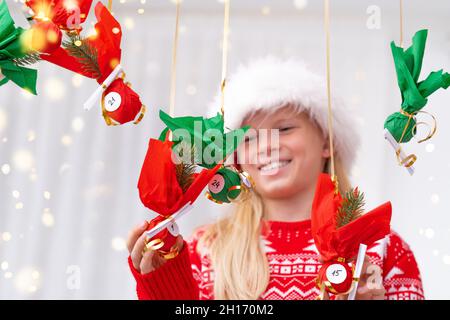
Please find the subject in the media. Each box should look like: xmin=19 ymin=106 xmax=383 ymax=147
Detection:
xmin=395 ymin=109 xmax=437 ymax=168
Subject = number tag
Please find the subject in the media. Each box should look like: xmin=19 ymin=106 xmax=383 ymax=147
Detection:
xmin=167 ymin=222 xmax=179 ymax=236
xmin=104 ymin=92 xmax=122 ymax=112
xmin=208 ymin=174 xmax=225 ymax=194
xmin=326 ymin=263 xmax=348 ymax=284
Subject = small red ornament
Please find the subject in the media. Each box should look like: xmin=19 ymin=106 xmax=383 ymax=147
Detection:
xmin=25 ymin=0 xmax=93 ymax=31
xmin=23 ymin=20 xmax=62 ymax=54
xmin=145 ymin=215 xmax=178 ymax=253
xmin=101 ymin=78 xmax=145 ymax=126
xmin=317 ymin=260 xmax=354 ymax=295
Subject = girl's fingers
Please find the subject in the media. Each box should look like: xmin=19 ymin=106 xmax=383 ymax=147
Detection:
xmin=140 ymin=250 xmax=161 ymax=274
xmin=356 ymin=285 xmax=386 ymax=300
xmin=127 ymin=221 xmax=148 ymax=253
xmin=175 ymin=235 xmax=184 ymax=251
xmin=140 ymin=236 xmax=184 ymax=274
xmin=130 ymin=233 xmax=149 ymax=271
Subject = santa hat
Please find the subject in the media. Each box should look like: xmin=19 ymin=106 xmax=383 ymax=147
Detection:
xmin=209 ymin=56 xmax=359 ymax=171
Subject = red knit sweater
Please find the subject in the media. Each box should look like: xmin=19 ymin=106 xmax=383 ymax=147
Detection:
xmin=128 ymin=219 xmax=424 ymax=300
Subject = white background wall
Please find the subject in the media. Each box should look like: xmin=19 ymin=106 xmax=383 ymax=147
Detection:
xmin=0 ymin=0 xmax=449 ymax=299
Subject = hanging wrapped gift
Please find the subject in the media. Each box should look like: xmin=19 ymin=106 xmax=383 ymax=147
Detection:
xmin=41 ymin=2 xmax=146 ymax=126
xmin=384 ymin=29 xmax=450 ymax=171
xmin=311 ymin=173 xmax=392 ymax=296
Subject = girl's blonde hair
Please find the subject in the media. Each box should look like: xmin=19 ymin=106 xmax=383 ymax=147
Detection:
xmin=200 ymin=156 xmax=351 ymax=300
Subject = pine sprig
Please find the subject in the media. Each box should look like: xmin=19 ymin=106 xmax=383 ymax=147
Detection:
xmin=336 ymin=187 xmax=365 ymax=228
xmin=173 ymin=141 xmax=198 ymax=193
xmin=13 ymin=52 xmax=41 ymax=66
xmin=62 ymin=33 xmax=101 ymax=79
xmin=175 ymin=163 xmax=196 ymax=193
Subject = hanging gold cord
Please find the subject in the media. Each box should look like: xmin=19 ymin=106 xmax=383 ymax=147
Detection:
xmin=324 ymin=0 xmax=337 ymax=189
xmin=399 ymin=0 xmax=404 ymax=48
xmin=108 ymin=0 xmax=113 ymax=11
xmin=169 ymin=0 xmax=181 ymax=118
xmin=220 ymin=0 xmax=231 ymax=115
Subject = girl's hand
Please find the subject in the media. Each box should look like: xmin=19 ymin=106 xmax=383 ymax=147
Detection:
xmin=350 ymin=255 xmax=386 ymax=300
xmin=127 ymin=221 xmax=184 ymax=274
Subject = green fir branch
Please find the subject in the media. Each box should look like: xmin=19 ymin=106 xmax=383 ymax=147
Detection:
xmin=13 ymin=52 xmax=41 ymax=67
xmin=173 ymin=141 xmax=198 ymax=193
xmin=62 ymin=33 xmax=101 ymax=79
xmin=336 ymin=187 xmax=365 ymax=228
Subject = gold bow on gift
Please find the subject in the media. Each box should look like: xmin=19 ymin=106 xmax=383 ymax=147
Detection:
xmin=394 ymin=110 xmax=437 ymax=168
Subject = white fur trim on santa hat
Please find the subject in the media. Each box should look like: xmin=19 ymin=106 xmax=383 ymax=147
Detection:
xmin=208 ymin=56 xmax=360 ymax=171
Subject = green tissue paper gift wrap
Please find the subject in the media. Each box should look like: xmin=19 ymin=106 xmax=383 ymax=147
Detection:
xmin=384 ymin=29 xmax=450 ymax=143
xmin=158 ymin=110 xmax=250 ymax=169
xmin=0 ymin=0 xmax=37 ymax=94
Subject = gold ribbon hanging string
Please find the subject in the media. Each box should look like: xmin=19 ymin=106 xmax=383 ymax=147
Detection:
xmin=108 ymin=0 xmax=113 ymax=11
xmin=169 ymin=0 xmax=181 ymax=118
xmin=394 ymin=0 xmax=418 ymax=168
xmin=220 ymin=0 xmax=231 ymax=115
xmin=399 ymin=0 xmax=404 ymax=48
xmin=324 ymin=0 xmax=338 ymax=194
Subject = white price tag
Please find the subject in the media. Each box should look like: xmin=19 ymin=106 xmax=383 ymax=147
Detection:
xmin=104 ymin=92 xmax=121 ymax=112
xmin=326 ymin=263 xmax=348 ymax=284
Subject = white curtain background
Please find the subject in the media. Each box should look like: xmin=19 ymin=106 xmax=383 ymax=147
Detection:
xmin=0 ymin=0 xmax=449 ymax=299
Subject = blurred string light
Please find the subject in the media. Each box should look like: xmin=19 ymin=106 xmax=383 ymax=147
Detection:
xmin=71 ymin=117 xmax=85 ymax=132
xmin=443 ymin=255 xmax=450 ymax=265
xmin=44 ymin=78 xmax=66 ymax=101
xmin=14 ymin=267 xmax=42 ymax=294
xmin=12 ymin=190 xmax=20 ymax=199
xmin=293 ymin=0 xmax=308 ymax=11
xmin=71 ymin=74 xmax=84 ymax=88
xmin=1 ymin=164 xmax=11 ymax=175
xmin=0 ymin=108 xmax=7 ymax=131
xmin=424 ymin=228 xmax=435 ymax=239
xmin=61 ymin=135 xmax=73 ymax=146
xmin=1 ymin=232 xmax=12 ymax=242
xmin=12 ymin=149 xmax=35 ymax=173
xmin=124 ymin=17 xmax=135 ymax=30
xmin=44 ymin=191 xmax=51 ymax=200
xmin=111 ymin=237 xmax=126 ymax=251
xmin=261 ymin=6 xmax=271 ymax=16
xmin=431 ymin=194 xmax=440 ymax=205
xmin=21 ymin=89 xmax=34 ymax=100
xmin=27 ymin=130 xmax=36 ymax=142
xmin=42 ymin=208 xmax=55 ymax=227
xmin=58 ymin=162 xmax=71 ymax=175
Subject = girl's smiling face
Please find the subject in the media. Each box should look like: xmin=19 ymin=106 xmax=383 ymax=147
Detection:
xmin=237 ymin=105 xmax=330 ymax=200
